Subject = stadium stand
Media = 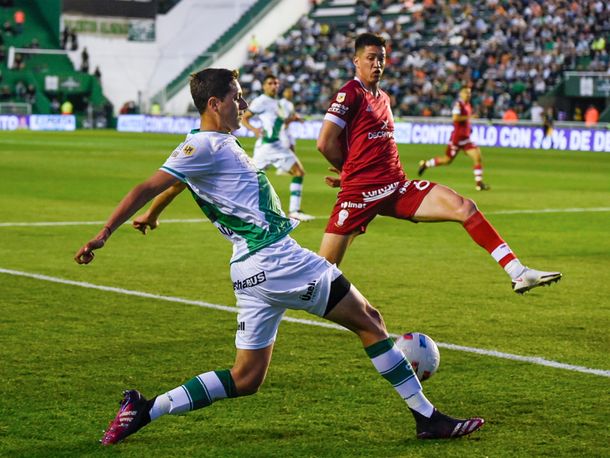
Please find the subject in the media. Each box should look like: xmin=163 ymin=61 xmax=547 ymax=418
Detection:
xmin=239 ymin=0 xmax=610 ymax=121
xmin=0 ymin=0 xmax=108 ymax=123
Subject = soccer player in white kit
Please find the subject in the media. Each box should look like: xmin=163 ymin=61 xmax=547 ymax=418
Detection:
xmin=278 ymin=86 xmax=302 ymax=152
xmin=74 ymin=68 xmax=484 ymax=446
xmin=242 ymin=74 xmax=314 ymax=221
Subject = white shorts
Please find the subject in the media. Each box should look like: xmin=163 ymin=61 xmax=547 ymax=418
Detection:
xmin=280 ymin=129 xmax=295 ymax=149
xmin=253 ymin=141 xmax=297 ymax=173
xmin=230 ymin=236 xmax=342 ymax=350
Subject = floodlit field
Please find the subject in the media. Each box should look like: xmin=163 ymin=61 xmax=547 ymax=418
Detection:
xmin=1 ymin=130 xmax=609 ymax=457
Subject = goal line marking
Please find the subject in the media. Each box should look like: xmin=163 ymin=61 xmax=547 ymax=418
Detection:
xmin=1 ymin=267 xmax=608 ymax=378
xmin=0 ymin=207 xmax=609 ymax=228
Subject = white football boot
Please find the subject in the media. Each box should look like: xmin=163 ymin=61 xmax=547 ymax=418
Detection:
xmin=289 ymin=211 xmax=315 ymax=222
xmin=512 ymin=267 xmax=562 ymax=294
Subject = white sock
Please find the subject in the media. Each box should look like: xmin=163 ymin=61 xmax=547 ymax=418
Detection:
xmin=425 ymin=158 xmax=436 ymax=168
xmin=289 ymin=179 xmax=303 ymax=213
xmin=149 ymin=393 xmax=171 ymax=420
xmin=406 ymin=391 xmax=435 ymax=418
xmin=505 ymin=258 xmax=526 ymax=280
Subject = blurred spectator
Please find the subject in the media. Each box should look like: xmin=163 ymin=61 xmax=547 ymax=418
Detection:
xmin=530 ymin=101 xmax=544 ymax=123
xmin=3 ymin=20 xmax=13 ymax=36
xmin=503 ymin=107 xmax=519 ymax=123
xmin=542 ymin=108 xmax=554 ymax=137
xmin=24 ymin=83 xmax=36 ymax=104
xmin=70 ymin=29 xmax=78 ymax=51
xmin=50 ymin=97 xmax=60 ymax=114
xmin=13 ymin=9 xmax=24 ymax=34
xmin=248 ymin=35 xmax=259 ymax=55
xmin=61 ymin=99 xmax=73 ymax=115
xmin=81 ymin=47 xmax=89 ymax=72
xmin=12 ymin=52 xmax=25 ymax=70
xmin=61 ymin=26 xmax=69 ymax=49
xmin=93 ymin=66 xmax=102 ymax=79
xmin=119 ymin=100 xmax=138 ymax=114
xmin=14 ymin=80 xmax=25 ymax=99
xmin=150 ymin=102 xmax=161 ymax=115
xmin=584 ymin=105 xmax=599 ymax=126
xmin=573 ymin=107 xmax=583 ymax=122
xmin=0 ymin=84 xmax=10 ymax=100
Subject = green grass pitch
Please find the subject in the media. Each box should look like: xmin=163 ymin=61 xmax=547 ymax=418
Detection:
xmin=0 ymin=130 xmax=609 ymax=457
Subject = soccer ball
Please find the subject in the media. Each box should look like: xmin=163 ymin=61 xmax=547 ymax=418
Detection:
xmin=395 ymin=332 xmax=440 ymax=381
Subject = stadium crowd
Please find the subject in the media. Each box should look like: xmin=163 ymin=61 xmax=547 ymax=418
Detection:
xmin=240 ymin=0 xmax=609 ymax=120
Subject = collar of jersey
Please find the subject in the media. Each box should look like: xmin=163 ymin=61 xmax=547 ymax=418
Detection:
xmin=354 ymin=77 xmax=381 ymax=98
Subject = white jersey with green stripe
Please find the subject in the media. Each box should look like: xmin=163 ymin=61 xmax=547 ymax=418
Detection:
xmin=161 ymin=129 xmax=298 ymax=263
xmin=248 ymin=94 xmax=284 ymax=145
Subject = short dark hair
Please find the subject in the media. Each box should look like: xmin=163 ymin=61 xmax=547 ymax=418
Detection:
xmin=263 ymin=74 xmax=278 ymax=84
xmin=189 ymin=68 xmax=239 ymax=114
xmin=354 ymin=33 xmax=386 ymax=53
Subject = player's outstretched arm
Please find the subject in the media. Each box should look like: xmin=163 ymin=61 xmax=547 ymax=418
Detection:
xmin=74 ymin=170 xmax=180 ymax=264
xmin=132 ymin=182 xmax=187 ymax=235
xmin=241 ymin=110 xmax=263 ymax=138
xmin=317 ymin=120 xmax=345 ymax=172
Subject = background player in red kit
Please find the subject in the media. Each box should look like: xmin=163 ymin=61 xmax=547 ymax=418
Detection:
xmin=417 ymin=87 xmax=490 ymax=191
xmin=316 ymin=32 xmax=561 ymax=294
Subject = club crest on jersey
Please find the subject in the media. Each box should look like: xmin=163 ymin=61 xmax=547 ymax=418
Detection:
xmin=336 ymin=92 xmax=346 ymax=103
xmin=366 ymin=104 xmax=373 ymax=112
xmin=182 ymin=144 xmax=195 ymax=156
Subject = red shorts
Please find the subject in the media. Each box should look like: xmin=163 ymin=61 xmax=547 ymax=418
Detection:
xmin=446 ymin=133 xmax=476 ymax=158
xmin=324 ymin=179 xmax=437 ymax=235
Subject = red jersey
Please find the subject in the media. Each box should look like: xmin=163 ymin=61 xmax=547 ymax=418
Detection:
xmin=451 ymin=99 xmax=472 ymax=138
xmin=324 ymin=78 xmax=405 ymax=188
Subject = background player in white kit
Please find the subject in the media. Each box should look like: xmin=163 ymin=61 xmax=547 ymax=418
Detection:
xmin=279 ymin=86 xmax=303 ymax=153
xmin=242 ymin=74 xmax=314 ymax=221
xmin=74 ymin=68 xmax=484 ymax=446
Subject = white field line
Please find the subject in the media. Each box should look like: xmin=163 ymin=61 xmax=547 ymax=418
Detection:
xmin=0 ymin=207 xmax=609 ymax=228
xmin=1 ymin=267 xmax=608 ymax=379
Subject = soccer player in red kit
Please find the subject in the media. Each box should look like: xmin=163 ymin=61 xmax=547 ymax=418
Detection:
xmin=317 ymin=32 xmax=561 ymax=294
xmin=417 ymin=87 xmax=490 ymax=191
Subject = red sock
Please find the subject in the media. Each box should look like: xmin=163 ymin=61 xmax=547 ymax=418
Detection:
xmin=463 ymin=211 xmax=515 ymax=267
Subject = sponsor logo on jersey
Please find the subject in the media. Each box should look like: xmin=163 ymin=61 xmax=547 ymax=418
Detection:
xmin=217 ymin=224 xmax=235 ymax=237
xmin=182 ymin=144 xmax=195 ymax=156
xmin=361 ymin=182 xmax=398 ymax=202
xmin=299 ymin=281 xmax=317 ymax=301
xmin=233 ymin=271 xmax=267 ymax=291
xmin=367 ymin=119 xmax=393 ymax=140
xmin=237 ymin=321 xmax=246 ymax=331
xmin=398 ymin=180 xmax=412 ymax=194
xmin=340 ymin=201 xmax=366 ymax=209
xmin=328 ymin=102 xmax=349 ymax=115
xmin=336 ymin=209 xmax=349 ymax=227
xmin=368 ymin=130 xmax=394 ymax=140
xmin=336 ymin=92 xmax=346 ymax=103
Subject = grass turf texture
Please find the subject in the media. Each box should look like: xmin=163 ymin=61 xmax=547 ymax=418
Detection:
xmin=0 ymin=130 xmax=609 ymax=457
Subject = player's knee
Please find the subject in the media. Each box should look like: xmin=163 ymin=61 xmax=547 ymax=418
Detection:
xmin=457 ymin=197 xmax=477 ymax=220
xmin=364 ymin=303 xmax=387 ymax=336
xmin=232 ymin=370 xmax=265 ymax=396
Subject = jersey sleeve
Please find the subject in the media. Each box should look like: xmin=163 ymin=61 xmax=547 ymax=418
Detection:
xmin=160 ymin=137 xmax=214 ymax=181
xmin=323 ymin=84 xmax=360 ymax=130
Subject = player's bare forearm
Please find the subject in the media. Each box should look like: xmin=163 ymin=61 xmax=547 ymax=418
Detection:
xmin=242 ymin=111 xmax=262 ymax=137
xmin=75 ymin=171 xmax=179 ymax=264
xmin=133 ymin=182 xmax=187 ymax=234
